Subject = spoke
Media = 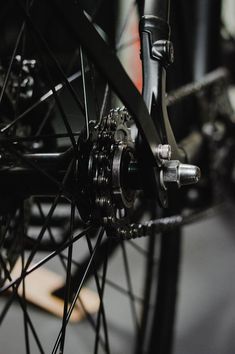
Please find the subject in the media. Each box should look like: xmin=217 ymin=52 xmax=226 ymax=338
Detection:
xmin=59 ymin=254 xmax=145 ymax=303
xmin=94 ymin=239 xmax=108 ymax=354
xmin=102 ymin=275 xmax=144 ymax=303
xmin=121 ymin=241 xmax=140 ymax=332
xmin=0 ymin=24 xmax=24 ymax=104
xmin=55 ymin=242 xmax=108 ymax=351
xmin=51 ymin=228 xmax=104 ymax=354
xmin=35 ymin=102 xmax=55 ymax=137
xmin=0 ymin=0 xmax=35 ymax=111
xmin=34 ymin=206 xmax=104 ymax=345
xmin=22 ymin=289 xmax=30 ymax=353
xmin=1 ymin=70 xmax=83 ymax=133
xmin=33 ymin=43 xmax=78 ymax=155
xmin=80 ymin=46 xmax=90 ymax=140
xmin=78 ymin=300 xmax=107 ymax=352
xmin=45 ymin=208 xmax=107 ymax=348
xmin=85 ymin=234 xmax=110 ymax=354
xmin=128 ymin=240 xmax=148 ymax=256
xmin=36 ymin=47 xmax=81 ymax=137
xmin=99 ymin=84 xmax=110 ymax=123
xmin=53 ymin=227 xmax=111 ymax=352
xmin=21 ymin=158 xmax=74 ymax=270
xmin=0 ymin=255 xmax=45 ymax=353
xmin=59 ymin=203 xmax=75 ymax=354
xmin=87 ymin=60 xmax=100 ymax=123
xmin=128 ymin=240 xmax=159 ymax=264
xmin=22 ymin=273 xmax=31 ymax=354
xmin=0 ymin=159 xmax=74 ymax=296
xmin=15 ymin=0 xmax=86 ymax=117
xmin=0 ymin=226 xmax=93 ymax=295
xmin=0 ymin=291 xmax=15 ymax=324
xmin=1 ymin=137 xmax=63 ymax=189
xmin=36 ymin=201 xmax=68 ymax=270
xmin=0 ymin=214 xmax=14 ymax=249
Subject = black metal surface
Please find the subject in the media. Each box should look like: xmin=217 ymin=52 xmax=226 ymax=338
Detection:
xmin=139 ymin=14 xmax=186 ymax=208
xmin=140 ymin=26 xmax=181 ymax=160
xmin=144 ymin=0 xmax=171 ymax=23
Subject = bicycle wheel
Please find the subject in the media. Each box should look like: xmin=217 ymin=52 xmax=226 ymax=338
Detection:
xmin=0 ymin=1 xmax=181 ymax=353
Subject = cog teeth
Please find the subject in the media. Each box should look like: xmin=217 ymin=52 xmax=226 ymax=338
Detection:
xmin=95 ymin=196 xmax=111 ymax=207
xmin=82 ymin=107 xmax=135 ymax=239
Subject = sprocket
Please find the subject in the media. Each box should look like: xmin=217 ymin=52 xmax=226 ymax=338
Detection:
xmin=77 ymin=107 xmax=137 ymax=237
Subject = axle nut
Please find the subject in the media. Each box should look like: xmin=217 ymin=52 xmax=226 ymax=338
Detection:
xmin=160 ymin=160 xmax=201 ymax=189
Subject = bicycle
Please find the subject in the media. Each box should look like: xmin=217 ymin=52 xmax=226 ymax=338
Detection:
xmin=0 ymin=0 xmax=234 ymax=353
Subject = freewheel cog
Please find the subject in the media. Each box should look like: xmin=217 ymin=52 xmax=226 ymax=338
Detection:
xmin=77 ymin=107 xmax=137 ymax=237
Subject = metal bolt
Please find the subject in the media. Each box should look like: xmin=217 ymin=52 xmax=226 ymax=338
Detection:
xmin=160 ymin=160 xmax=201 ymax=189
xmin=156 ymin=144 xmax=172 ymax=160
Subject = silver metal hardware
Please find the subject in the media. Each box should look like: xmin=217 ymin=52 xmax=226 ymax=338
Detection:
xmin=160 ymin=160 xmax=201 ymax=189
xmin=155 ymin=144 xmax=172 ymax=160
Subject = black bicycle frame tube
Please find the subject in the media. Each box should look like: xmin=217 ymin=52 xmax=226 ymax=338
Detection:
xmin=138 ymin=2 xmax=182 ymax=354
xmin=144 ymin=0 xmax=171 ymax=23
xmin=139 ymin=0 xmax=184 ymax=163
